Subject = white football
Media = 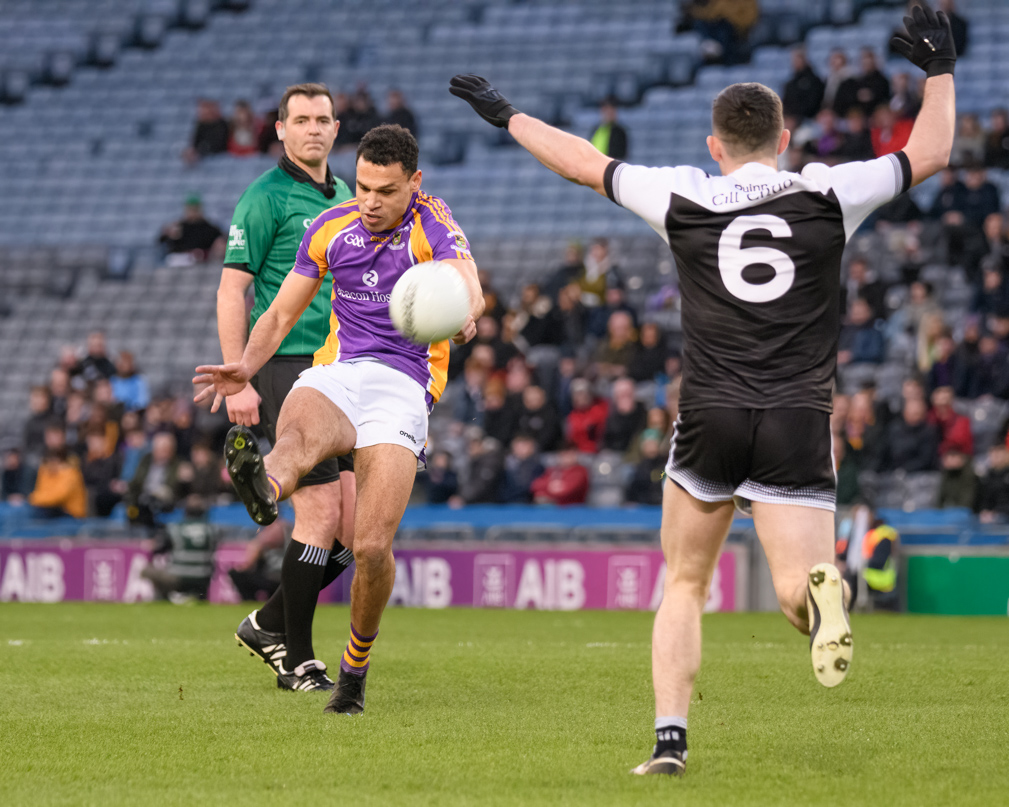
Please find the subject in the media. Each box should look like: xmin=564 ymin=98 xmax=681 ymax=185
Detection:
xmin=389 ymin=260 xmax=470 ymax=344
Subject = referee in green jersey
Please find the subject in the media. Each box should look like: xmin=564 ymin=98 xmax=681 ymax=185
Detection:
xmin=219 ymin=84 xmax=354 ymax=692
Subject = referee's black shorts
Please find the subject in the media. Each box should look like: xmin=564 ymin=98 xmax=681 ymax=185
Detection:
xmin=251 ymin=355 xmax=354 ymax=488
xmin=665 ymin=408 xmax=836 ymax=512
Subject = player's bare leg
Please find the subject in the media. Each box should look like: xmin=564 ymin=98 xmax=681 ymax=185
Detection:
xmin=269 ymin=387 xmax=356 ymax=495
xmin=633 ymin=480 xmax=734 ymax=776
xmin=750 ymin=502 xmax=852 ymax=687
xmin=325 ymin=443 xmax=416 ymax=715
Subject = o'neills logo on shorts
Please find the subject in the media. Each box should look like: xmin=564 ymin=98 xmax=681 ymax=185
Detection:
xmin=399 ymin=430 xmax=417 ymax=444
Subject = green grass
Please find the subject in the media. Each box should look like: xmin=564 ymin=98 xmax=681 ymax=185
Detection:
xmin=1 ymin=604 xmax=1007 ymax=807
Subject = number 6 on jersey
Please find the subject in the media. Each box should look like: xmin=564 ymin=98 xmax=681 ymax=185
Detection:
xmin=717 ymin=214 xmax=795 ymax=303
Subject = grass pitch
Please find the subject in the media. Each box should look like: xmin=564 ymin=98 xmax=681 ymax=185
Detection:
xmin=1 ymin=604 xmax=1007 ymax=807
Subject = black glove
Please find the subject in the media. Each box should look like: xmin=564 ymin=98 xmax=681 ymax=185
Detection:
xmin=890 ymin=2 xmax=956 ymax=77
xmin=449 ymin=74 xmax=520 ymax=128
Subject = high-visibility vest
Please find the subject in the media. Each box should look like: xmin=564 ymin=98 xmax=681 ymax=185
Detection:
xmin=861 ymin=525 xmax=898 ymax=593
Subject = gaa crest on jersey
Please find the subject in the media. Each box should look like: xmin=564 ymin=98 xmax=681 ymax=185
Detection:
xmin=447 ymin=230 xmax=471 ymax=254
xmin=389 ymin=230 xmax=406 ymax=251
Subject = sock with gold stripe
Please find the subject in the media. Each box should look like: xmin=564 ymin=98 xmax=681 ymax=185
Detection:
xmin=340 ymin=623 xmax=377 ymax=677
xmin=266 ymin=473 xmax=282 ymax=501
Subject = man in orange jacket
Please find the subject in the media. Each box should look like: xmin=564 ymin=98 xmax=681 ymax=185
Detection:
xmin=29 ymin=449 xmax=87 ymax=518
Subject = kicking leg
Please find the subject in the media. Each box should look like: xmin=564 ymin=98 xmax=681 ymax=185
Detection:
xmin=634 ymin=479 xmax=735 ymax=776
xmin=751 ymin=502 xmax=852 ymax=686
xmin=325 ymin=444 xmax=416 ymax=715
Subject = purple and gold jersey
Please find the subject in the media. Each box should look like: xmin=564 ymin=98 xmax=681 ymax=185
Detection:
xmin=293 ymin=190 xmax=472 ymax=404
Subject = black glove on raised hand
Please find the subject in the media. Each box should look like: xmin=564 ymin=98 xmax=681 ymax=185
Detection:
xmin=890 ymin=2 xmax=956 ymax=77
xmin=449 ymin=74 xmax=520 ymax=128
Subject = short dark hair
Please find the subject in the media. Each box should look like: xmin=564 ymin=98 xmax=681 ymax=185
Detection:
xmin=356 ymin=124 xmax=419 ymax=176
xmin=278 ymin=83 xmax=334 ymax=122
xmin=712 ymin=82 xmax=783 ymax=157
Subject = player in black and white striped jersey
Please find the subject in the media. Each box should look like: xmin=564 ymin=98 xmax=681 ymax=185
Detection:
xmin=451 ymin=0 xmax=957 ymax=777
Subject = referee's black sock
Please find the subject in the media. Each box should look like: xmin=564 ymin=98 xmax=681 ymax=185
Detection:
xmin=254 ymin=544 xmax=354 ymax=633
xmin=654 ymin=717 xmax=688 ymax=760
xmin=278 ymin=539 xmax=328 ymax=669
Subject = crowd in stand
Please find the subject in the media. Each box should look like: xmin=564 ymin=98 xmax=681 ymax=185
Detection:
xmin=182 ymin=85 xmax=418 ymax=165
xmin=0 ymin=331 xmax=234 ymax=523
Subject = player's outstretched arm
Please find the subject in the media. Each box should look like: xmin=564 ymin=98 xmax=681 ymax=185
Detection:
xmin=195 ymin=271 xmax=322 ymax=410
xmin=891 ymin=2 xmax=956 ymax=186
xmin=449 ymin=74 xmax=611 ymax=196
xmin=444 ymin=258 xmax=484 ymax=344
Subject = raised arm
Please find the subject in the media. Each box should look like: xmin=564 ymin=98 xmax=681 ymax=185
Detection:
xmin=449 ymin=75 xmax=611 ymax=197
xmin=195 ymin=270 xmax=322 ymax=409
xmin=890 ymin=3 xmax=957 ymax=186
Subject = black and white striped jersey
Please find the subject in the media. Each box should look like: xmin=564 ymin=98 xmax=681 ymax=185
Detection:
xmin=604 ymin=152 xmax=911 ymax=413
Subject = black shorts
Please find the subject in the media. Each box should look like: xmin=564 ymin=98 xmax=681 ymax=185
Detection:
xmin=251 ymin=355 xmax=354 ymax=487
xmin=666 ymin=408 xmax=835 ymax=512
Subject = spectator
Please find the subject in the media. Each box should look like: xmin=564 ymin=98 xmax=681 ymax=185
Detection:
xmin=838 ymin=297 xmax=885 ymax=366
xmin=227 ymin=99 xmax=260 ymax=156
xmin=782 ymin=47 xmax=824 ymax=122
xmin=384 ymin=89 xmax=418 ymax=136
xmin=973 ymin=259 xmax=1009 ymax=319
xmin=880 ymin=396 xmax=939 ymax=472
xmin=81 ymin=429 xmax=121 ymax=517
xmin=939 ymin=448 xmax=977 ymax=509
xmin=340 ymin=86 xmax=381 ymax=145
xmin=140 ymin=495 xmax=219 ymax=601
xmin=854 ymin=49 xmax=891 ymax=117
xmin=594 ymin=310 xmax=639 ymax=379
xmin=951 ymin=114 xmax=985 ymax=167
xmin=530 ymin=443 xmax=589 ymax=505
xmin=834 ymin=437 xmax=861 ymax=506
xmin=566 ymin=378 xmax=609 ymax=453
xmin=983 ymin=108 xmax=1009 ymax=170
xmin=602 ymin=377 xmax=647 ymax=452
xmin=928 ymin=385 xmax=973 ymax=457
xmin=930 ymin=166 xmax=999 ymax=281
xmin=482 ymin=378 xmax=519 ymax=447
xmin=257 ymin=107 xmax=282 ymax=156
xmin=804 ymin=108 xmax=845 ymax=162
xmin=183 ymin=98 xmax=229 ymax=163
xmin=625 ymin=434 xmax=666 ymax=505
xmin=844 ymin=389 xmax=885 ymax=471
xmin=824 ymin=49 xmax=859 ymax=118
xmin=451 ymin=356 xmax=489 ymax=427
xmin=926 ymin=331 xmax=960 ymax=393
xmin=512 ymin=284 xmax=564 ymax=349
xmin=109 ymin=350 xmax=150 ymax=413
xmin=181 ymin=442 xmax=227 ymax=500
xmin=126 ymin=431 xmax=185 ymax=527
xmin=841 ymin=256 xmax=886 ymax=321
xmin=981 ymin=212 xmax=1009 ymax=275
xmin=543 ymin=242 xmax=585 ymax=302
xmin=425 ymin=450 xmax=459 ymax=504
xmin=48 ymin=367 xmax=70 ymax=421
xmin=73 ymin=331 xmax=117 ymax=384
xmin=938 ymin=0 xmax=968 ymax=58
xmin=578 ymin=238 xmax=621 ymax=308
xmin=453 ymin=433 xmax=504 ymax=505
xmin=590 ymin=98 xmax=629 ymax=160
xmin=22 ymin=386 xmax=53 ymax=464
xmin=516 ymin=385 xmax=561 ymax=452
xmin=870 ymin=104 xmax=913 ymax=157
xmin=555 ymin=283 xmax=588 ymax=348
xmin=629 ymin=322 xmax=667 ymax=382
xmin=977 ymin=445 xmax=1009 ymax=522
xmin=118 ymin=427 xmax=148 ymax=489
xmin=2 ymin=448 xmax=25 ymax=504
xmin=837 ymin=108 xmax=875 ymax=162
xmin=28 ymin=448 xmax=87 ymax=518
xmin=680 ymin=0 xmax=758 ymax=65
xmin=960 ymin=332 xmax=1009 ymax=399
xmin=916 ymin=311 xmax=947 ymax=375
xmin=888 ymin=71 xmax=920 ymax=120
xmin=499 ymin=434 xmax=546 ymax=504
xmin=159 ymin=196 xmax=225 ymax=263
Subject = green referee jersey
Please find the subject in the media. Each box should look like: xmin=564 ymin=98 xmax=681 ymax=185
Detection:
xmin=223 ymin=156 xmax=353 ymax=356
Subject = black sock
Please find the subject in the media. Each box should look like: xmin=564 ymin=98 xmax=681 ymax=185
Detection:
xmin=278 ymin=539 xmax=328 ymax=668
xmin=321 ymin=545 xmax=354 ymax=590
xmin=254 ymin=544 xmax=354 ymax=633
xmin=654 ymin=718 xmax=688 ymax=759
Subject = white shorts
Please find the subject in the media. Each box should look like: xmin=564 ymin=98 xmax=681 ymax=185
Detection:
xmin=292 ymin=359 xmax=429 ymax=461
